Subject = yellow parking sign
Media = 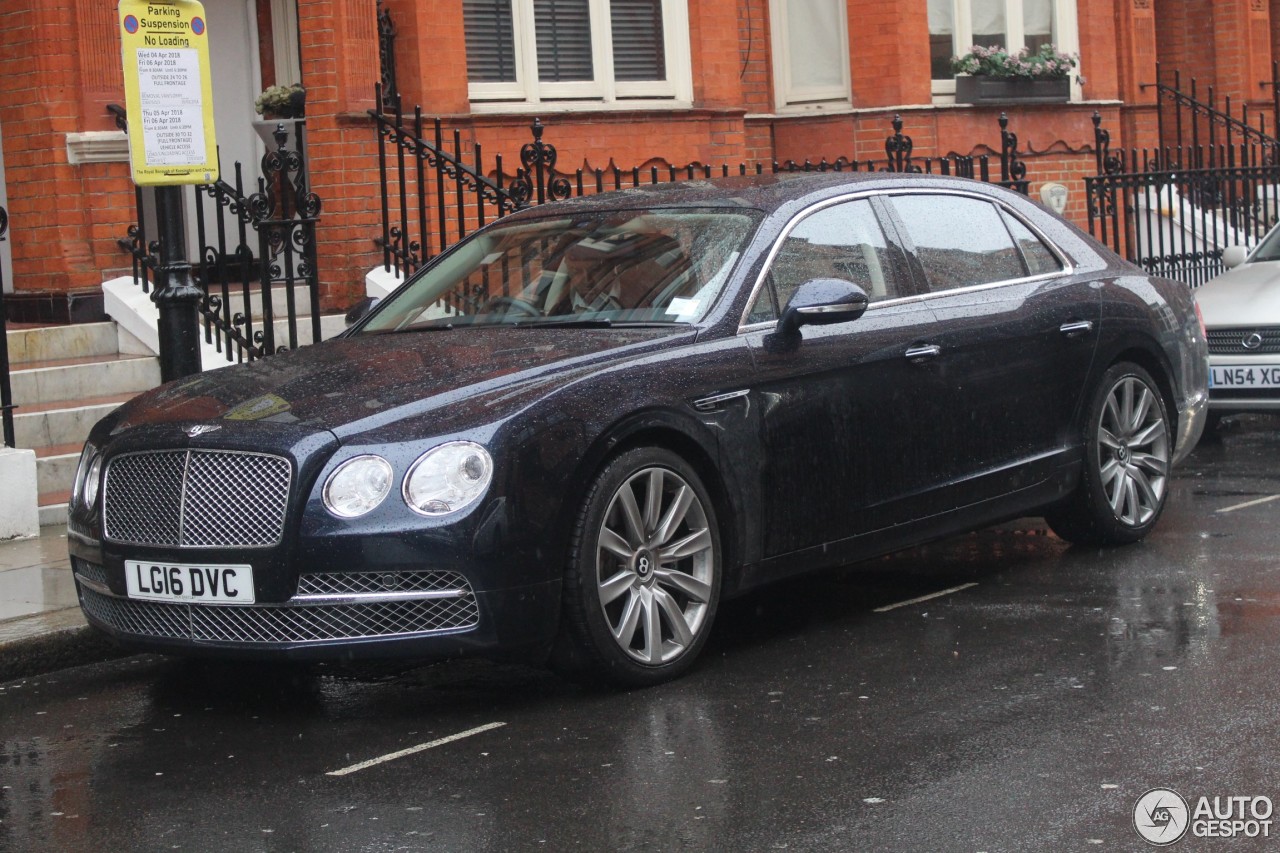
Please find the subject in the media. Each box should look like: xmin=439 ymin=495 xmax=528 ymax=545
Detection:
xmin=118 ymin=0 xmax=219 ymax=185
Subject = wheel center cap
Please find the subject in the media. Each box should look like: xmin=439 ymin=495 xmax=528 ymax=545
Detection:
xmin=1117 ymin=444 xmax=1131 ymax=464
xmin=634 ymin=549 xmax=656 ymax=580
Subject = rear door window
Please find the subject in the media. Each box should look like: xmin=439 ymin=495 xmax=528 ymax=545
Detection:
xmin=999 ymin=208 xmax=1064 ymax=276
xmin=887 ymin=194 xmax=1027 ymax=293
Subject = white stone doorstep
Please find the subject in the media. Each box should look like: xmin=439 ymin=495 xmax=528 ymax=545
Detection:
xmin=102 ymin=276 xmax=233 ymax=372
xmin=0 ymin=448 xmax=39 ymax=540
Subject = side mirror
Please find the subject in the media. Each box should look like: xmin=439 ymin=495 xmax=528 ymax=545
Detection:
xmin=1222 ymin=245 xmax=1250 ymax=269
xmin=345 ymin=295 xmax=380 ymax=327
xmin=777 ymin=278 xmax=870 ymax=336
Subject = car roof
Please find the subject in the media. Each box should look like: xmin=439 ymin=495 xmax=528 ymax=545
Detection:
xmin=500 ymin=170 xmax=1015 ymax=219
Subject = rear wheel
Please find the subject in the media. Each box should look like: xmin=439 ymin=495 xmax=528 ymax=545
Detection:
xmin=1046 ymin=362 xmax=1171 ymax=545
xmin=555 ymin=447 xmax=721 ymax=687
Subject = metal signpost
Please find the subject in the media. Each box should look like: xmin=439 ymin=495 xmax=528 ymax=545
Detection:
xmin=118 ymin=0 xmax=218 ymax=381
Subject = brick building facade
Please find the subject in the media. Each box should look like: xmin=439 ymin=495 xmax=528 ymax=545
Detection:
xmin=2 ymin=0 xmax=1280 ymax=319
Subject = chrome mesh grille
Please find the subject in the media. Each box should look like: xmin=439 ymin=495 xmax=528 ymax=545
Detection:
xmin=79 ymin=585 xmax=479 ymax=644
xmin=297 ymin=571 xmax=470 ymax=596
xmin=1207 ymin=327 xmax=1280 ymax=354
xmin=71 ymin=557 xmax=108 ymax=588
xmin=103 ymin=450 xmax=291 ymax=548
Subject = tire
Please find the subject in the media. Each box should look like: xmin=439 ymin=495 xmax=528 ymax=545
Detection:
xmin=1046 ymin=362 xmax=1172 ymax=546
xmin=554 ymin=447 xmax=722 ymax=687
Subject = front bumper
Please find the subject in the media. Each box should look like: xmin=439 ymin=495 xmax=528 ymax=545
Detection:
xmin=1173 ymin=387 xmax=1208 ymax=465
xmin=73 ymin=559 xmax=560 ymax=663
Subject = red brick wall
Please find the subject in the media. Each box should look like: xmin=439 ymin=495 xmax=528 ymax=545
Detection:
xmin=1077 ymin=0 xmax=1120 ymax=101
xmin=0 ymin=0 xmax=135 ymax=297
xmin=298 ymin=0 xmax=383 ymax=309
xmin=848 ymin=0 xmax=931 ymax=106
xmin=7 ymin=0 xmax=1276 ymax=314
xmin=1155 ymin=0 xmax=1216 ymax=88
xmin=739 ymin=0 xmax=772 ymax=115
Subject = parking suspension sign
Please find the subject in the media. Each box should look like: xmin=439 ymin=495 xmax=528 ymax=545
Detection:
xmin=118 ymin=0 xmax=219 ymax=186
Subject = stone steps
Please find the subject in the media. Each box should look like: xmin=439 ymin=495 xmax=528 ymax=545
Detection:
xmin=7 ymin=309 xmax=348 ymax=529
xmin=4 ymin=323 xmax=158 ymax=527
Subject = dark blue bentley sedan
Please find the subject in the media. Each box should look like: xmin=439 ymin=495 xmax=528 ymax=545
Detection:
xmin=68 ymin=172 xmax=1209 ymax=686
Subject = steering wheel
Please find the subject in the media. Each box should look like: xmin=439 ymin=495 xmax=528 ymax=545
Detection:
xmin=478 ymin=295 xmax=541 ymax=318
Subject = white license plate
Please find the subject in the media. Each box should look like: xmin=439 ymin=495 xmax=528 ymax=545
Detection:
xmin=125 ymin=561 xmax=256 ymax=605
xmin=1210 ymin=365 xmax=1280 ymax=389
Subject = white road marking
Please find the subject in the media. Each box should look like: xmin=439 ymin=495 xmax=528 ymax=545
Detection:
xmin=1216 ymin=494 xmax=1280 ymax=514
xmin=873 ymin=582 xmax=979 ymax=613
xmin=326 ymin=722 xmax=507 ymax=777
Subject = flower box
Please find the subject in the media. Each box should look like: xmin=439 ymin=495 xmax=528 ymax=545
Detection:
xmin=954 ymin=75 xmax=1070 ymax=105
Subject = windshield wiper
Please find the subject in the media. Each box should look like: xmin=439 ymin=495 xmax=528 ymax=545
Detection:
xmin=380 ymin=322 xmax=459 ymax=333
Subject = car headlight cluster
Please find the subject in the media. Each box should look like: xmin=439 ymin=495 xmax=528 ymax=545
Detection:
xmin=323 ymin=455 xmax=394 ymax=519
xmin=322 ymin=441 xmax=493 ymax=519
xmin=71 ymin=443 xmax=103 ymax=510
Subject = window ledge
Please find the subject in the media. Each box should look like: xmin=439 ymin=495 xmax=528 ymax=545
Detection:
xmin=468 ymin=99 xmax=695 ymax=116
xmin=771 ymin=101 xmax=855 ymax=116
xmin=66 ymin=131 xmax=130 ymax=165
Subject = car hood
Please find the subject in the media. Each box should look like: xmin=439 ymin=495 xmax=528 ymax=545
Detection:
xmin=105 ymin=327 xmax=693 ymax=440
xmin=1196 ymin=260 xmax=1280 ymax=327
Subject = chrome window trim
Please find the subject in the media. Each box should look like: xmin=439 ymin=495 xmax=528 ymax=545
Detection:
xmin=736 ymin=186 xmax=1077 ymax=334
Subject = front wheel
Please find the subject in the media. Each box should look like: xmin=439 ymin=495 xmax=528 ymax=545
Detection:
xmin=555 ymin=447 xmax=722 ymax=687
xmin=1046 ymin=362 xmax=1172 ymax=546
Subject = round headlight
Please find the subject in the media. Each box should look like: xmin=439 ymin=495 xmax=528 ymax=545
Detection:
xmin=323 ymin=455 xmax=394 ymax=518
xmin=83 ymin=452 xmax=103 ymax=509
xmin=403 ymin=441 xmax=493 ymax=517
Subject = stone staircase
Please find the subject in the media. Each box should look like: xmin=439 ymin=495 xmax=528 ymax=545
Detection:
xmin=7 ymin=298 xmax=350 ymax=529
xmin=8 ymin=322 xmax=161 ymax=527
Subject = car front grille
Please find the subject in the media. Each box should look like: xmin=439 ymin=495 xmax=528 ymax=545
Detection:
xmin=78 ymin=581 xmax=480 ymax=645
xmin=1207 ymin=327 xmax=1280 ymax=355
xmin=296 ymin=571 xmax=470 ymax=596
xmin=71 ymin=556 xmax=109 ymax=588
xmin=103 ymin=450 xmax=292 ymax=548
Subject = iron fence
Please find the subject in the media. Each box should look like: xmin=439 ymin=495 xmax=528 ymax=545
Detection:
xmin=114 ymin=108 xmax=322 ymax=363
xmin=371 ymin=89 xmax=1032 ymax=279
xmin=1143 ymin=62 xmax=1280 ymax=169
xmin=1087 ymin=85 xmax=1280 ymax=287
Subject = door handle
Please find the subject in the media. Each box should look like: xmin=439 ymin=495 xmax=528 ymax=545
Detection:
xmin=1059 ymin=320 xmax=1094 ymax=337
xmin=904 ymin=344 xmax=941 ymax=362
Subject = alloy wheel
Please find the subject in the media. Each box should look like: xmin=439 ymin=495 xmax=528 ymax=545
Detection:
xmin=1098 ymin=375 xmax=1169 ymax=526
xmin=595 ymin=466 xmax=716 ymax=665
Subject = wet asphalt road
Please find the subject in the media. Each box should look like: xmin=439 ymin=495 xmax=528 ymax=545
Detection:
xmin=5 ymin=417 xmax=1280 ymax=852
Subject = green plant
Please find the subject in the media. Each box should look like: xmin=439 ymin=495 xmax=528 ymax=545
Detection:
xmin=254 ymin=83 xmax=306 ymax=119
xmin=950 ymin=44 xmax=1079 ymax=80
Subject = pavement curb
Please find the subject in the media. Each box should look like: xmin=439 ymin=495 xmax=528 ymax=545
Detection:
xmin=0 ymin=622 xmax=131 ymax=683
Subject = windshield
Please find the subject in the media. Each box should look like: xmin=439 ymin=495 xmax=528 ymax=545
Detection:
xmin=1253 ymin=224 xmax=1280 ymax=262
xmin=360 ymin=208 xmax=762 ymax=331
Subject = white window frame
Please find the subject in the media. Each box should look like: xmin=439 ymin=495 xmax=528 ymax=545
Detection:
xmin=931 ymin=0 xmax=1080 ymax=101
xmin=269 ymin=0 xmax=302 ymax=87
xmin=768 ymin=0 xmax=852 ymax=111
xmin=468 ymin=0 xmax=693 ymax=111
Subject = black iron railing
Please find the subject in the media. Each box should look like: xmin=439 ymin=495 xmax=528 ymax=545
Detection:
xmin=1086 ymin=108 xmax=1280 ymax=287
xmin=0 ymin=205 xmax=14 ymax=447
xmin=371 ymin=94 xmax=1032 ymax=278
xmin=1142 ymin=63 xmax=1280 ymax=171
xmin=114 ymin=107 xmax=322 ymax=363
